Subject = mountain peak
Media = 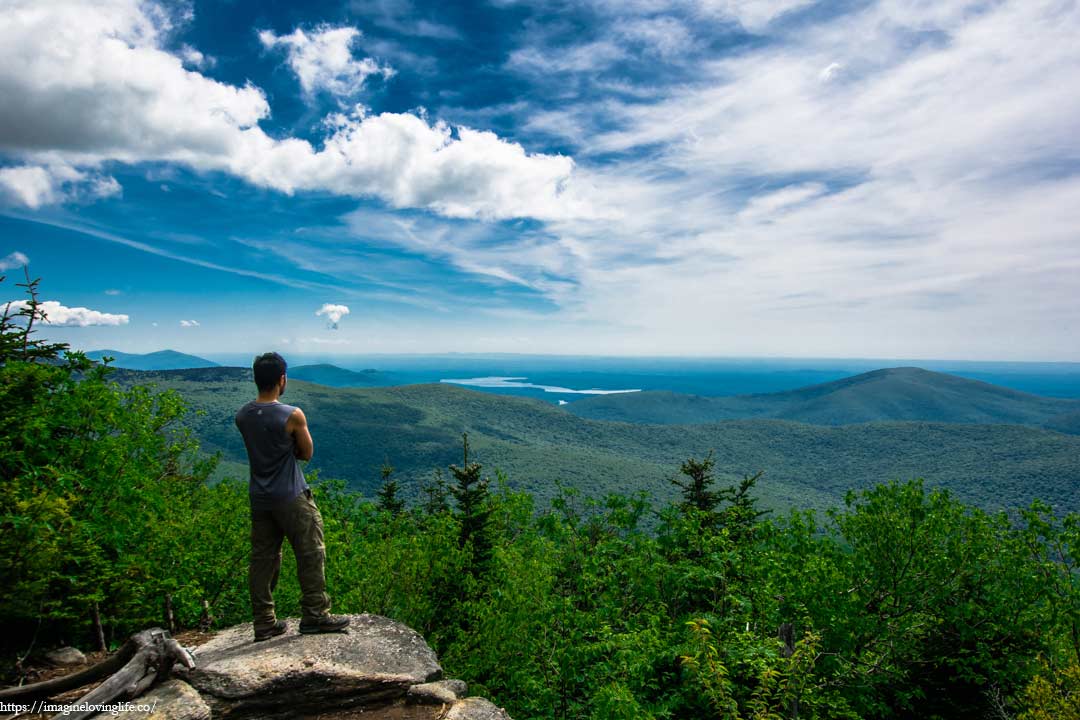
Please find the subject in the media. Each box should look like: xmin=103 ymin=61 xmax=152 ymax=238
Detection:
xmin=569 ymin=366 xmax=1077 ymax=427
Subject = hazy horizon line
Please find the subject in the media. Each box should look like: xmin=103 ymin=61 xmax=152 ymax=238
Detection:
xmin=77 ymin=347 xmax=1080 ymax=367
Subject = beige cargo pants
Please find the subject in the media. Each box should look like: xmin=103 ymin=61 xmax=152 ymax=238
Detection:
xmin=250 ymin=488 xmax=331 ymax=632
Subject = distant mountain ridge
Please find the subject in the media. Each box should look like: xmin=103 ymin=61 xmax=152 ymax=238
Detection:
xmin=85 ymin=349 xmax=219 ymax=370
xmin=566 ymin=366 xmax=1080 ymax=432
xmin=92 ymin=355 xmax=397 ymax=386
xmin=111 ymin=367 xmax=1080 ymax=515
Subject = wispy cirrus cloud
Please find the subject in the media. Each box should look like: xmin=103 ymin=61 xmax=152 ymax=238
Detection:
xmin=347 ymin=0 xmax=462 ymax=41
xmin=427 ymin=0 xmax=1080 ymax=357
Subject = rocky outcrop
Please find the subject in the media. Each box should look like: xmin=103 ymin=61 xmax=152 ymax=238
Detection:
xmin=160 ymin=614 xmax=511 ymax=720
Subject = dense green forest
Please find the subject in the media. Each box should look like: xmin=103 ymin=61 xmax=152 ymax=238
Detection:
xmin=114 ymin=366 xmax=1080 ymax=514
xmin=3 ymin=274 xmax=1079 ymax=719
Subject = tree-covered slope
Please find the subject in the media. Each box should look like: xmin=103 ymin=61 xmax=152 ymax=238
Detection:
xmin=567 ymin=366 xmax=1080 ymax=430
xmin=119 ymin=367 xmax=1080 ymax=514
xmin=287 ymin=363 xmax=398 ymax=387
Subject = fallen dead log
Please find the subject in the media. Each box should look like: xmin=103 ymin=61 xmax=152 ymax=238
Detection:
xmin=0 ymin=628 xmax=195 ymax=720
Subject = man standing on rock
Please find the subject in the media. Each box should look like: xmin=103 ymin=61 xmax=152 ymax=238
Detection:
xmin=235 ymin=352 xmax=350 ymax=642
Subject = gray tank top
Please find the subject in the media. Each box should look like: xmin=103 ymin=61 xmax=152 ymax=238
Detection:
xmin=235 ymin=400 xmax=309 ymax=510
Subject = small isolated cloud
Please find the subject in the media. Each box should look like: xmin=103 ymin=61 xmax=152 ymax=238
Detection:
xmin=259 ymin=25 xmax=393 ymax=98
xmin=4 ymin=300 xmax=129 ymax=326
xmin=316 ymin=303 xmax=350 ymax=329
xmin=0 ymin=251 xmax=30 ymax=271
xmin=179 ymin=319 xmax=200 ymax=327
xmin=104 ymin=288 xmax=122 ymax=295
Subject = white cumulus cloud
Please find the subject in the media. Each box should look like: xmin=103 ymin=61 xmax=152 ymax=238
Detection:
xmin=316 ymin=303 xmax=350 ymax=329
xmin=0 ymin=1 xmax=577 ymax=220
xmin=259 ymin=25 xmax=393 ymax=98
xmin=4 ymin=300 xmax=129 ymax=326
xmin=179 ymin=319 xmax=200 ymax=327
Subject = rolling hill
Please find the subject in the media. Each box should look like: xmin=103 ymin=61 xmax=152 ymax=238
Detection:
xmin=85 ymin=349 xmax=219 ymax=370
xmin=566 ymin=366 xmax=1080 ymax=431
xmin=287 ymin=363 xmax=397 ymax=387
xmin=115 ymin=366 xmax=1080 ymax=515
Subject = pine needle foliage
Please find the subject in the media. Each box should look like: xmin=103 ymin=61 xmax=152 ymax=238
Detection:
xmin=448 ymin=432 xmax=494 ymax=576
xmin=376 ymin=461 xmax=406 ymax=516
xmin=0 ymin=267 xmax=69 ymax=364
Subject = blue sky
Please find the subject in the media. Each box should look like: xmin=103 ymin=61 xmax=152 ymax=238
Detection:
xmin=1 ymin=0 xmax=1078 ymax=359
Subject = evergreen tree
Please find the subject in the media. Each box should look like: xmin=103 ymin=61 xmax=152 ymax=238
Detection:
xmin=420 ymin=468 xmax=449 ymax=516
xmin=671 ymin=451 xmax=768 ymax=539
xmin=717 ymin=470 xmax=769 ymax=544
xmin=376 ymin=461 xmax=405 ymax=515
xmin=671 ymin=450 xmax=723 ymax=515
xmin=448 ymin=433 xmax=493 ymax=574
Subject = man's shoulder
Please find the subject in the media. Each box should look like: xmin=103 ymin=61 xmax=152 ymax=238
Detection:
xmin=235 ymin=400 xmax=263 ymax=425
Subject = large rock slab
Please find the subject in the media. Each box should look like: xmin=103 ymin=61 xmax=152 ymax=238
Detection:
xmin=177 ymin=614 xmax=442 ymax=718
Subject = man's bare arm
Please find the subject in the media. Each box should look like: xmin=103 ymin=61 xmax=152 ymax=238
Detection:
xmin=286 ymin=407 xmax=314 ymax=462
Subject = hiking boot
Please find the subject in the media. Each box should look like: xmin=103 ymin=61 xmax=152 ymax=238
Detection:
xmin=299 ymin=614 xmax=350 ymax=634
xmin=253 ymin=620 xmax=287 ymax=642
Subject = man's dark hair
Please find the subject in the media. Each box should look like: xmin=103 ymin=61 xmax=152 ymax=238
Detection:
xmin=253 ymin=352 xmax=287 ymax=392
